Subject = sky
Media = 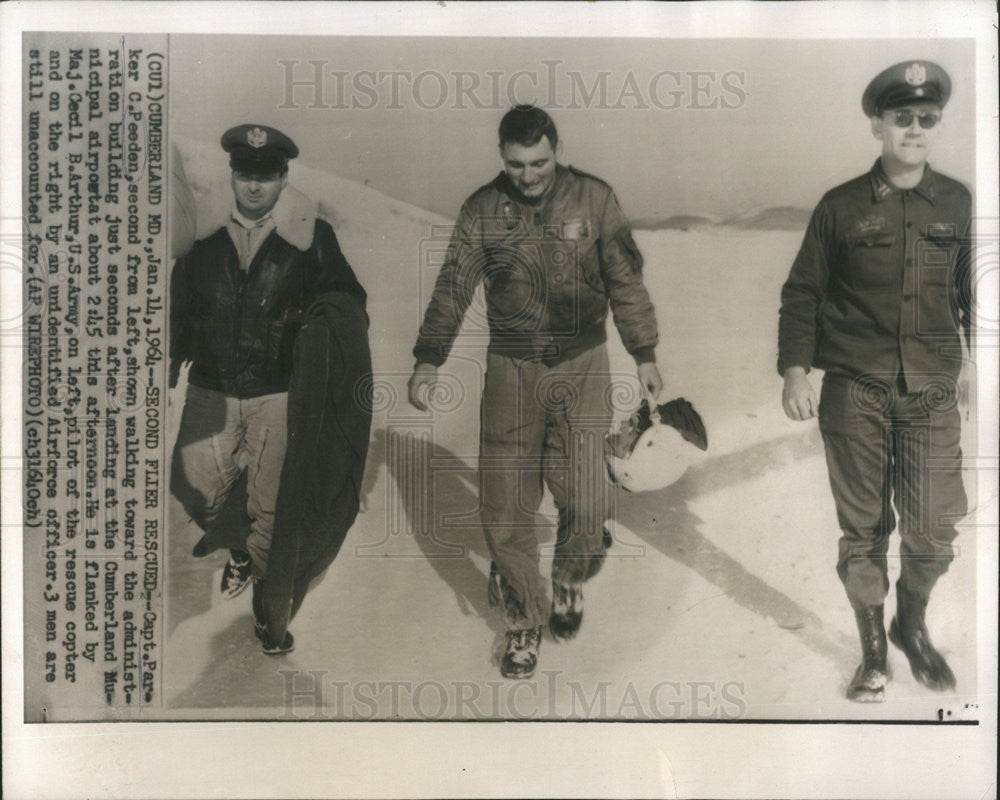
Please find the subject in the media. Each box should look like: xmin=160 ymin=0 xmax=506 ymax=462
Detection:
xmin=169 ymin=35 xmax=975 ymax=221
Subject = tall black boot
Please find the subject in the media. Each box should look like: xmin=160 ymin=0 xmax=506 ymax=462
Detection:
xmin=846 ymin=605 xmax=889 ymax=703
xmin=549 ymin=580 xmax=584 ymax=642
xmin=889 ymin=583 xmax=956 ymax=691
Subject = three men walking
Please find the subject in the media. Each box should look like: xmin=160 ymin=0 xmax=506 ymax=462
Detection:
xmin=171 ymin=63 xmax=973 ymax=700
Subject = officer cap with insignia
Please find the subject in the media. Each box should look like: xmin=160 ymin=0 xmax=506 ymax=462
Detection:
xmin=220 ymin=124 xmax=299 ymax=174
xmin=862 ymin=60 xmax=952 ymax=118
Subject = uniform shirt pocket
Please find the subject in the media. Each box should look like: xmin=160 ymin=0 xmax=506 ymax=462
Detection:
xmin=843 ymin=232 xmax=898 ymax=289
xmin=915 ymin=224 xmax=958 ymax=288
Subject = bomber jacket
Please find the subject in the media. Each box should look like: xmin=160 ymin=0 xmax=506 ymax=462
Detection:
xmin=413 ymin=164 xmax=659 ymax=368
xmin=170 ymin=189 xmax=366 ymax=398
xmin=778 ymin=159 xmax=972 ymax=393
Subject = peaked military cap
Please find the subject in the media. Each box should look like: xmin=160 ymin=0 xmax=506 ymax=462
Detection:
xmin=221 ymin=124 xmax=299 ymax=173
xmin=862 ymin=60 xmax=951 ymax=117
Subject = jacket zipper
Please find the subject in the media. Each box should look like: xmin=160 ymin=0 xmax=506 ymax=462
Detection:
xmin=230 ymin=230 xmax=277 ymax=384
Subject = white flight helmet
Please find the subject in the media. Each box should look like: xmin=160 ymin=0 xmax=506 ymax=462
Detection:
xmin=605 ymin=398 xmax=707 ymax=493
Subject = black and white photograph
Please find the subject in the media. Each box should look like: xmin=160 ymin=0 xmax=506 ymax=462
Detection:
xmin=2 ymin=2 xmax=997 ymax=797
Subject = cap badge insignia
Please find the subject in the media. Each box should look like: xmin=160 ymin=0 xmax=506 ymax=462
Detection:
xmin=246 ymin=127 xmax=268 ymax=148
xmin=905 ymin=63 xmax=927 ymax=86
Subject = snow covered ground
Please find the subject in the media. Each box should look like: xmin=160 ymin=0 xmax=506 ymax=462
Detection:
xmin=162 ymin=140 xmax=980 ymax=720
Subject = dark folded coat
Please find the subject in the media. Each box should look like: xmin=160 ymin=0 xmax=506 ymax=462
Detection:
xmin=256 ymin=290 xmax=372 ymax=642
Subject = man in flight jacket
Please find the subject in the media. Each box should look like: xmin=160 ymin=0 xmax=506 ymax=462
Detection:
xmin=408 ymin=106 xmax=662 ymax=679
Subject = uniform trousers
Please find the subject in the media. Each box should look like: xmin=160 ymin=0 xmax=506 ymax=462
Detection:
xmin=818 ymin=372 xmax=966 ymax=610
xmin=480 ymin=346 xmax=614 ymax=629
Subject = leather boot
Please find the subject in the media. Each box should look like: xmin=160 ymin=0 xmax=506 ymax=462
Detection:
xmin=846 ymin=605 xmax=889 ymax=702
xmin=549 ymin=580 xmax=584 ymax=642
xmin=889 ymin=583 xmax=956 ymax=691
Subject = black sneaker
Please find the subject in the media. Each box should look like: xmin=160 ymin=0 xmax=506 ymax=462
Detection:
xmin=549 ymin=581 xmax=584 ymax=642
xmin=220 ymin=549 xmax=253 ymax=599
xmin=500 ymin=627 xmax=541 ymax=679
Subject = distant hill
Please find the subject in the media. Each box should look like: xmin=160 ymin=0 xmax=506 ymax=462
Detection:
xmin=634 ymin=206 xmax=811 ymax=233
xmin=632 ymin=214 xmax=719 ymax=232
xmin=721 ymin=206 xmax=812 ymax=231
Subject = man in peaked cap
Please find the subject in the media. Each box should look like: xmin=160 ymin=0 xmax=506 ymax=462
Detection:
xmin=170 ymin=124 xmax=366 ymax=653
xmin=222 ymin=123 xmax=299 ymax=175
xmin=779 ymin=61 xmax=972 ymax=702
xmin=861 ymin=60 xmax=951 ymax=119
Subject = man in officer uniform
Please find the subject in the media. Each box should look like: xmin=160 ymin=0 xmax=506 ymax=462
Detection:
xmin=408 ymin=105 xmax=662 ymax=679
xmin=170 ymin=124 xmax=364 ymax=649
xmin=779 ymin=62 xmax=972 ymax=701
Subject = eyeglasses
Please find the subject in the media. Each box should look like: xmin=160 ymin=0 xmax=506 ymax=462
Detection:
xmin=884 ymin=109 xmax=942 ymax=129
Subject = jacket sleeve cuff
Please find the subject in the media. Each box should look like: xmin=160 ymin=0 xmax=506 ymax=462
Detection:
xmin=413 ymin=346 xmax=446 ymax=368
xmin=777 ymin=353 xmax=812 ymax=376
xmin=631 ymin=346 xmax=657 ymax=365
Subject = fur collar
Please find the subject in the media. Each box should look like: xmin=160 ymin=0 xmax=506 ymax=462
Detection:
xmin=196 ymin=185 xmax=317 ymax=252
xmin=267 ymin=186 xmax=316 ymax=251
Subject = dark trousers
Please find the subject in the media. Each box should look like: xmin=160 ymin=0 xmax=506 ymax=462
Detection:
xmin=818 ymin=373 xmax=966 ymax=610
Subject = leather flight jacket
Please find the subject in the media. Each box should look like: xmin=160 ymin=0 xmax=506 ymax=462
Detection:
xmin=170 ymin=219 xmax=364 ymax=398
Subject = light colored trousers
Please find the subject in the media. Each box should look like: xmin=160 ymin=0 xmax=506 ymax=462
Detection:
xmin=481 ymin=346 xmax=614 ymax=628
xmin=171 ymin=383 xmax=288 ymax=576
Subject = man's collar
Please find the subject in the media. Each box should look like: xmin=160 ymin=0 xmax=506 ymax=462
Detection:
xmin=498 ymin=163 xmax=566 ymax=207
xmin=869 ymin=158 xmax=936 ymax=204
xmin=230 ymin=206 xmax=274 ymax=229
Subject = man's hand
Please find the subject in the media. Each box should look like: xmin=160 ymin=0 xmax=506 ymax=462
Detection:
xmin=782 ymin=366 xmax=818 ymax=421
xmin=637 ymin=362 xmax=663 ymax=404
xmin=407 ymin=363 xmax=438 ymax=411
